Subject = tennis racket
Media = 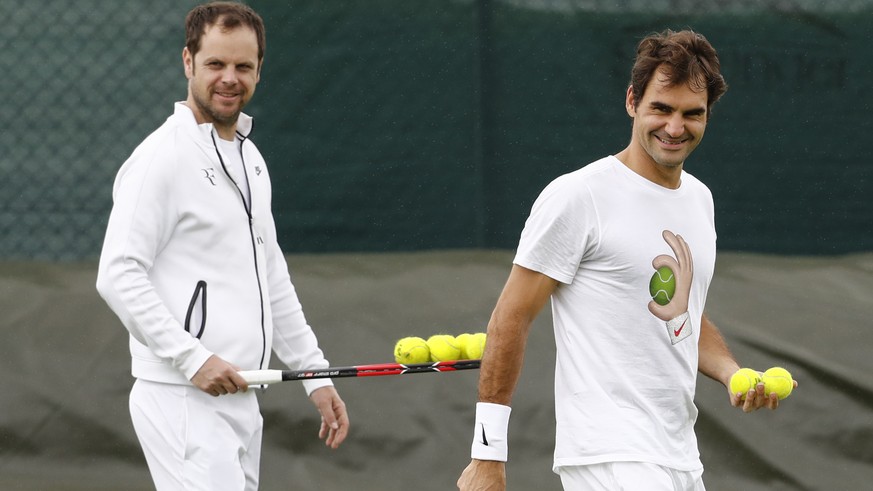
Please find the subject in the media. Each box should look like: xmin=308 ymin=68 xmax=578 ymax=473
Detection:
xmin=240 ymin=359 xmax=481 ymax=385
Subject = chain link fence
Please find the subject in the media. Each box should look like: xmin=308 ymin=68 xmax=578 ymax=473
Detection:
xmin=2 ymin=0 xmax=871 ymax=260
xmin=1 ymin=0 xmax=193 ymax=260
xmin=506 ymin=0 xmax=873 ymax=12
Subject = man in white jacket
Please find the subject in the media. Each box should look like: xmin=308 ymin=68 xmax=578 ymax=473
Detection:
xmin=96 ymin=3 xmax=349 ymax=489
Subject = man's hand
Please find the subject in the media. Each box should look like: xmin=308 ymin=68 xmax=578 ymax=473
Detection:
xmin=191 ymin=354 xmax=249 ymax=396
xmin=649 ymin=230 xmax=694 ymax=322
xmin=458 ymin=459 xmax=505 ymax=491
xmin=729 ymin=377 xmax=799 ymax=413
xmin=310 ymin=386 xmax=349 ymax=449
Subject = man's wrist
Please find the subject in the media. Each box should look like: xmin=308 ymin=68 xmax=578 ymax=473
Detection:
xmin=470 ymin=402 xmax=511 ymax=462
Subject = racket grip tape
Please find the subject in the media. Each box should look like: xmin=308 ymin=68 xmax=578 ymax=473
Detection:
xmin=239 ymin=369 xmax=284 ymax=385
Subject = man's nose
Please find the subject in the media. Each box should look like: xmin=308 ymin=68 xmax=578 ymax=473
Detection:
xmin=220 ymin=66 xmax=238 ymax=84
xmin=664 ymin=114 xmax=685 ymax=137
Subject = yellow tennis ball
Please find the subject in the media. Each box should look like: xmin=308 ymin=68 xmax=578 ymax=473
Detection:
xmin=729 ymin=368 xmax=762 ymax=399
xmin=456 ymin=332 xmax=486 ymax=360
xmin=394 ymin=336 xmax=430 ymax=364
xmin=460 ymin=332 xmax=486 ymax=360
xmin=427 ymin=334 xmax=461 ymax=361
xmin=456 ymin=333 xmax=473 ymax=359
xmin=762 ymin=367 xmax=794 ymax=400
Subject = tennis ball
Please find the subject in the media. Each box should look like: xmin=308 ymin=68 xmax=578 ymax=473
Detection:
xmin=649 ymin=266 xmax=676 ymax=306
xmin=458 ymin=332 xmax=487 ymax=360
xmin=394 ymin=336 xmax=430 ymax=364
xmin=729 ymin=368 xmax=762 ymax=399
xmin=427 ymin=334 xmax=461 ymax=362
xmin=762 ymin=366 xmax=794 ymax=400
xmin=456 ymin=333 xmax=473 ymax=359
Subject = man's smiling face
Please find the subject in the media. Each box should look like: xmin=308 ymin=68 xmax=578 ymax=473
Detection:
xmin=183 ymin=20 xmax=261 ymax=135
xmin=626 ymin=67 xmax=709 ymax=171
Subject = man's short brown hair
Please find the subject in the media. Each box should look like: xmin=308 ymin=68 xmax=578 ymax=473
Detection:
xmin=630 ymin=29 xmax=728 ymax=118
xmin=185 ymin=2 xmax=266 ymax=64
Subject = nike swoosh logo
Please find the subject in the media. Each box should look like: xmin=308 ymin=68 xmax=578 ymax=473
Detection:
xmin=674 ymin=320 xmax=687 ymax=337
xmin=480 ymin=423 xmax=489 ymax=446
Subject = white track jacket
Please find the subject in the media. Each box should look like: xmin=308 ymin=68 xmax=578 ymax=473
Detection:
xmin=97 ymin=103 xmax=332 ymax=396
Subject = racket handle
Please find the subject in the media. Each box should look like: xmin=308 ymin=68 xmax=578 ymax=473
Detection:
xmin=239 ymin=369 xmax=283 ymax=385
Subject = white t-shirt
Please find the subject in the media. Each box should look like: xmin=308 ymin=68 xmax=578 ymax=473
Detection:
xmin=217 ymin=136 xmax=251 ymax=208
xmin=513 ymin=155 xmax=716 ymax=473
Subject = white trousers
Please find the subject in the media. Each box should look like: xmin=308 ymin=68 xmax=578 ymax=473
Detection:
xmin=558 ymin=462 xmax=706 ymax=491
xmin=129 ymin=379 xmax=263 ymax=491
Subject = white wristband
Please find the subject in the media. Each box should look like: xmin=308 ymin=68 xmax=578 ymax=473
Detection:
xmin=665 ymin=311 xmax=692 ymax=345
xmin=470 ymin=402 xmax=511 ymax=462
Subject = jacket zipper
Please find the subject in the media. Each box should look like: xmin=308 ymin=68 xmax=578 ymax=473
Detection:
xmin=211 ymin=132 xmax=269 ymax=371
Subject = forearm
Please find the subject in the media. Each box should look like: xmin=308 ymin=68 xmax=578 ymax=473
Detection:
xmin=477 ymin=307 xmax=534 ymax=405
xmin=468 ymin=265 xmax=556 ymax=467
xmin=477 ymin=265 xmax=556 ymax=405
xmin=266 ymin=243 xmax=333 ymax=395
xmin=469 ymin=299 xmax=533 ymax=464
xmin=697 ymin=313 xmax=740 ymax=387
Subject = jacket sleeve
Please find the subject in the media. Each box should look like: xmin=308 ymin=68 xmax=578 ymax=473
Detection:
xmin=95 ymin=137 xmax=213 ymax=381
xmin=261 ymin=197 xmax=334 ymax=396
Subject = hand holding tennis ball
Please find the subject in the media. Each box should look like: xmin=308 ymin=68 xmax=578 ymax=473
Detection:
xmin=648 ymin=230 xmax=693 ymax=322
xmin=762 ymin=366 xmax=794 ymax=400
xmin=729 ymin=366 xmax=796 ymax=409
xmin=729 ymin=368 xmax=762 ymax=399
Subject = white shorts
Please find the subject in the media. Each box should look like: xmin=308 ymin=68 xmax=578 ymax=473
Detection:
xmin=558 ymin=462 xmax=706 ymax=491
xmin=129 ymin=379 xmax=264 ymax=491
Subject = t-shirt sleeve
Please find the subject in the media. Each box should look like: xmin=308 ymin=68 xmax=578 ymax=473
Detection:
xmin=513 ymin=174 xmax=598 ymax=284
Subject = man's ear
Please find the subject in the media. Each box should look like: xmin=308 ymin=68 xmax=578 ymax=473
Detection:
xmin=183 ymin=47 xmax=194 ymax=79
xmin=625 ymin=85 xmax=636 ymax=118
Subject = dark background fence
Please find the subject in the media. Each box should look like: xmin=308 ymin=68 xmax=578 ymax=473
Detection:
xmin=2 ymin=3 xmax=872 ymax=490
xmin=3 ymin=0 xmax=871 ymax=259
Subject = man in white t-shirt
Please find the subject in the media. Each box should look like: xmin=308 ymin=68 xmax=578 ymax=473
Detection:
xmin=457 ymin=29 xmax=797 ymax=491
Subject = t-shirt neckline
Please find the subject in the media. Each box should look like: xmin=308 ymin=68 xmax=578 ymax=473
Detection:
xmin=608 ymin=155 xmax=687 ymax=196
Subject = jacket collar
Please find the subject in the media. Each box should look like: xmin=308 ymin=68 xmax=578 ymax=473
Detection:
xmin=173 ymin=102 xmax=254 ymax=143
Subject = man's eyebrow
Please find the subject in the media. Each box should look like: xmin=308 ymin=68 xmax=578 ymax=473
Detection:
xmin=202 ymin=56 xmax=256 ymax=67
xmin=649 ymin=101 xmax=707 ymax=117
xmin=649 ymin=101 xmax=674 ymax=112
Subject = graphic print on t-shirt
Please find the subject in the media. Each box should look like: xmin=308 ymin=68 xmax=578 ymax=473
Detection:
xmin=647 ymin=230 xmax=694 ymax=345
